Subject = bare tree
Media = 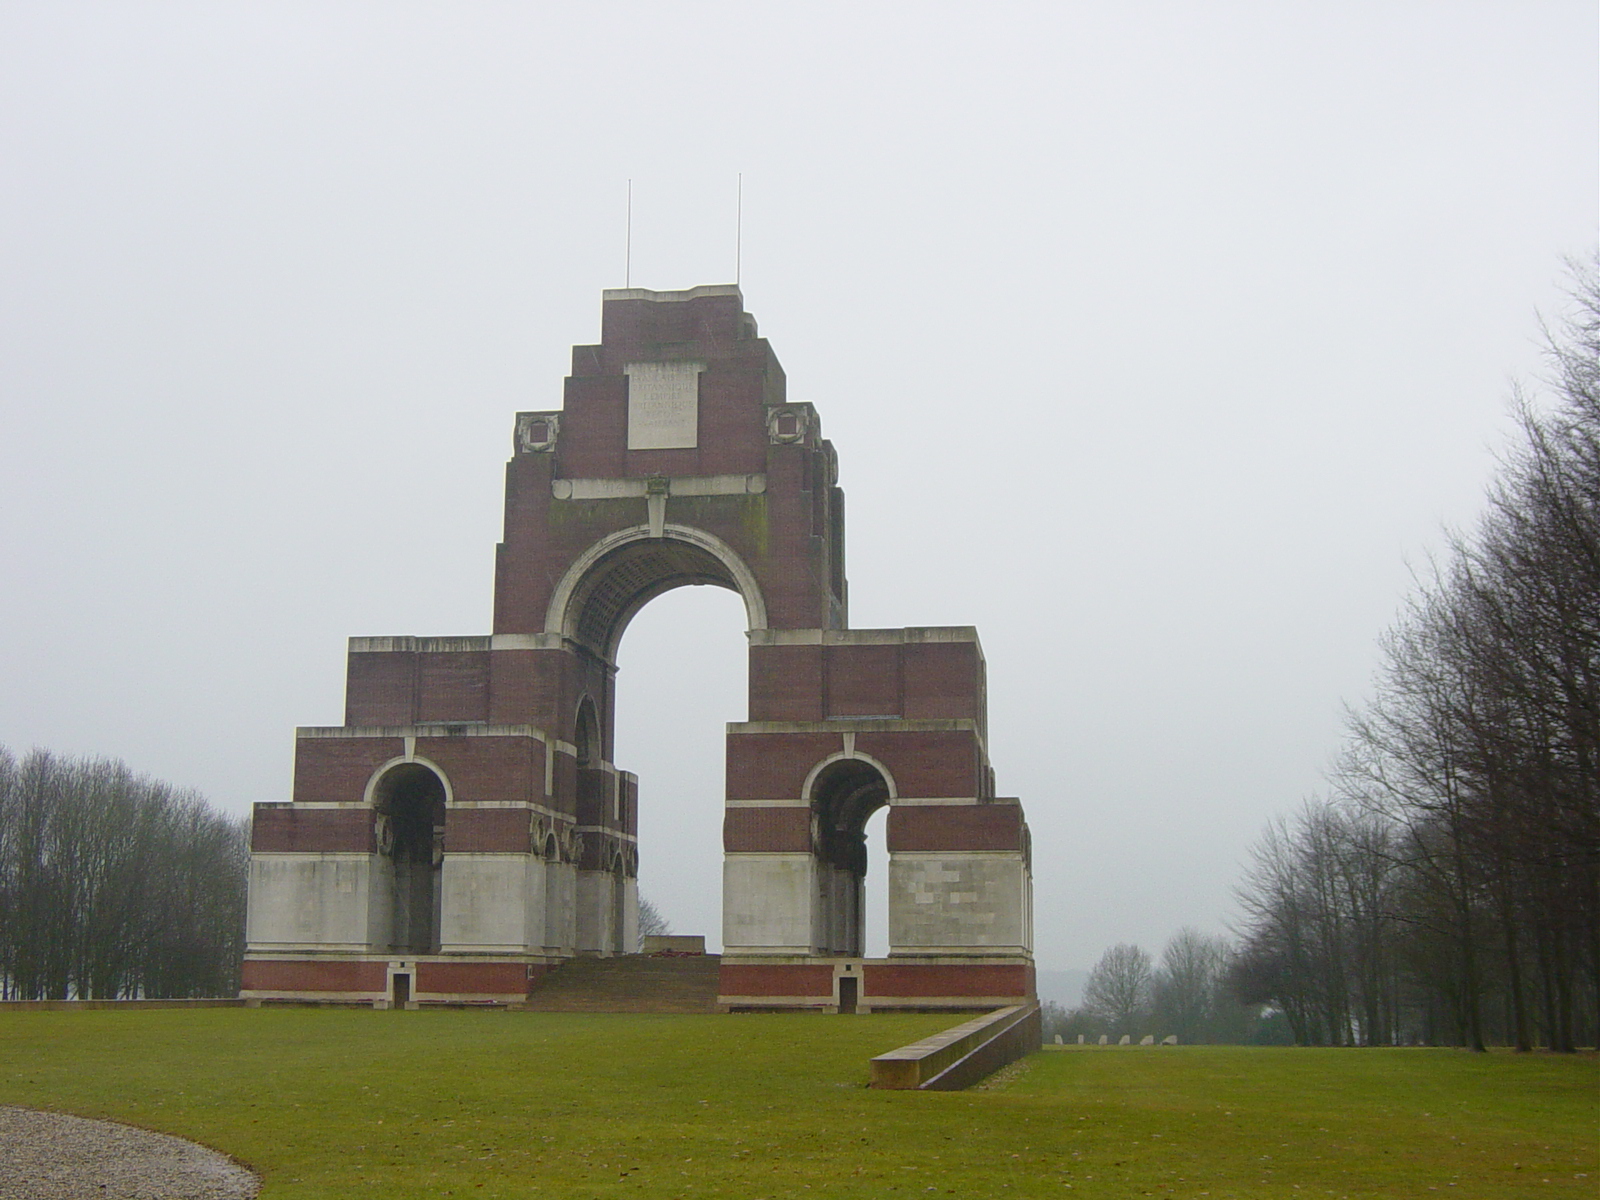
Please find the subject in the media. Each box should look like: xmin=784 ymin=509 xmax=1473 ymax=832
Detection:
xmin=1234 ymin=800 xmax=1408 ymax=1045
xmin=1082 ymin=943 xmax=1153 ymax=1037
xmin=1153 ymin=927 xmax=1229 ymax=1043
xmin=636 ymin=893 xmax=671 ymax=950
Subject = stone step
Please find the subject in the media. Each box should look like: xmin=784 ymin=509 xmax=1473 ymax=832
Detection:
xmin=520 ymin=954 xmax=722 ymax=1013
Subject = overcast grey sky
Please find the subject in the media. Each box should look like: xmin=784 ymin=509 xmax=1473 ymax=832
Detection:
xmin=1 ymin=2 xmax=1594 ymax=970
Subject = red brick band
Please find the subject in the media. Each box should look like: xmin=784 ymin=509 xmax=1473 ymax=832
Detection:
xmin=723 ymin=806 xmax=811 ymax=853
xmin=445 ymin=808 xmax=531 ymax=853
xmin=251 ymin=807 xmax=374 ymax=853
xmin=718 ymin=963 xmax=836 ymax=997
xmin=241 ymin=959 xmax=386 ymax=993
xmin=861 ymin=962 xmax=1033 ymax=998
xmin=726 ymin=733 xmax=839 ymax=801
xmin=415 ymin=961 xmax=530 ymax=996
xmin=291 ymin=738 xmax=405 ymax=805
xmin=887 ymin=803 xmax=1022 ymax=852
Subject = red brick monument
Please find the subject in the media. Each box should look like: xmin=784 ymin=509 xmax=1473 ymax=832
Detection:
xmin=243 ymin=285 xmax=1034 ymax=1011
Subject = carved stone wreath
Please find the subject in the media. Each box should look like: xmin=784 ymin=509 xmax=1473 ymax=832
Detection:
xmin=560 ymin=826 xmax=584 ymax=865
xmin=373 ymin=813 xmax=394 ymax=856
xmin=766 ymin=405 xmax=809 ymax=444
xmin=516 ymin=412 xmax=561 ymax=454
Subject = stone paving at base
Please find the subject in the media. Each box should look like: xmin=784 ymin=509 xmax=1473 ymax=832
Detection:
xmin=0 ymin=1107 xmax=258 ymax=1199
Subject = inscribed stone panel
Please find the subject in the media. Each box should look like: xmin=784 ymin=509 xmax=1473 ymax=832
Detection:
xmin=625 ymin=361 xmax=703 ymax=450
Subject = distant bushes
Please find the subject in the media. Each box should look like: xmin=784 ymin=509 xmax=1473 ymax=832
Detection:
xmin=0 ymin=746 xmax=248 ymax=1000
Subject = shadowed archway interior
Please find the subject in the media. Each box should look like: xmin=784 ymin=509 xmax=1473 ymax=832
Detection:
xmin=810 ymin=758 xmax=891 ymax=958
xmin=373 ymin=763 xmax=445 ymax=955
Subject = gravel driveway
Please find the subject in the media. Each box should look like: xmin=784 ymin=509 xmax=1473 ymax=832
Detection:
xmin=0 ymin=1107 xmax=259 ymax=1199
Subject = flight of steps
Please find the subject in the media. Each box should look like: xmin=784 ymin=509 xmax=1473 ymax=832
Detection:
xmin=519 ymin=953 xmax=723 ymax=1014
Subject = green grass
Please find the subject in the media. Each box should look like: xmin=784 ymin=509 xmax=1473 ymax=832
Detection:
xmin=0 ymin=1009 xmax=1593 ymax=1198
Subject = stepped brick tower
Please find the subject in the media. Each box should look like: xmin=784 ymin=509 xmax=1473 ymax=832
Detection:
xmin=243 ymin=285 xmax=1034 ymax=1011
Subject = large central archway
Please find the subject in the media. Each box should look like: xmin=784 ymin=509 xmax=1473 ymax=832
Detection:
xmin=543 ymin=526 xmax=767 ymax=956
xmin=613 ymin=584 xmax=749 ymax=952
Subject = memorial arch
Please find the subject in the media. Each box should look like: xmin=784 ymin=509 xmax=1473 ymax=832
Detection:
xmin=242 ymin=284 xmax=1034 ymax=1011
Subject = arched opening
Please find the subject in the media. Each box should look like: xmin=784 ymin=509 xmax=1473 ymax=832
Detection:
xmin=373 ymin=762 xmax=446 ymax=954
xmin=613 ymin=584 xmax=749 ymax=952
xmin=574 ymin=697 xmax=600 ymax=768
xmin=572 ymin=692 xmax=610 ymax=841
xmin=542 ymin=821 xmax=570 ymax=955
xmin=549 ymin=527 xmax=764 ymax=955
xmin=864 ymin=806 xmax=890 ymax=958
xmin=809 ymin=758 xmax=891 ymax=958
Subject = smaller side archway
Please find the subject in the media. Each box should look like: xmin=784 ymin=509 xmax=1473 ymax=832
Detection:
xmin=807 ymin=757 xmax=892 ymax=957
xmin=574 ymin=696 xmax=600 ymax=767
xmin=371 ymin=762 xmax=446 ymax=955
xmin=573 ymin=694 xmax=614 ymax=828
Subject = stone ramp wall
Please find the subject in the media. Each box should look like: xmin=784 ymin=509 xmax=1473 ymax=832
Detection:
xmin=869 ymin=1003 xmax=1041 ymax=1090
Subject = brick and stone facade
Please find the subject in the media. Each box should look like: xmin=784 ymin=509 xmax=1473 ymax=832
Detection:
xmin=243 ymin=284 xmax=1034 ymax=1011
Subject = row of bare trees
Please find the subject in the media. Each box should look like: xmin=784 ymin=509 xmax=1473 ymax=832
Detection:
xmin=0 ymin=746 xmax=249 ymax=1000
xmin=1047 ymin=929 xmax=1285 ymax=1044
xmin=1231 ymin=261 xmax=1599 ymax=1049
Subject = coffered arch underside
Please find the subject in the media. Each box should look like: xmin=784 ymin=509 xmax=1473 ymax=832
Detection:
xmin=545 ymin=525 xmax=769 ymax=659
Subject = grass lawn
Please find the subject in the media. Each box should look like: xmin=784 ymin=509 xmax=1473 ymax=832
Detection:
xmin=0 ymin=1008 xmax=1593 ymax=1198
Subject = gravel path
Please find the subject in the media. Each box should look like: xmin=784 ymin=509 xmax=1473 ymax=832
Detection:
xmin=0 ymin=1107 xmax=258 ymax=1199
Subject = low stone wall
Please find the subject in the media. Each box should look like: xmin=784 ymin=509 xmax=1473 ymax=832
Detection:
xmin=642 ymin=935 xmax=706 ymax=954
xmin=0 ymin=999 xmax=246 ymax=1011
xmin=869 ymin=1002 xmax=1041 ymax=1090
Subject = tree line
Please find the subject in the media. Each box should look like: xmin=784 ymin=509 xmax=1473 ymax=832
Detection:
xmin=1045 ymin=928 xmax=1289 ymax=1045
xmin=0 ymin=746 xmax=248 ymax=1000
xmin=1230 ymin=261 xmax=1599 ymax=1049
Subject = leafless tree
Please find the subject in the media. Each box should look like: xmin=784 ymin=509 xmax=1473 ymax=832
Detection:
xmin=1152 ymin=927 xmax=1230 ymax=1043
xmin=636 ymin=893 xmax=671 ymax=950
xmin=1082 ymin=942 xmax=1153 ymax=1037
